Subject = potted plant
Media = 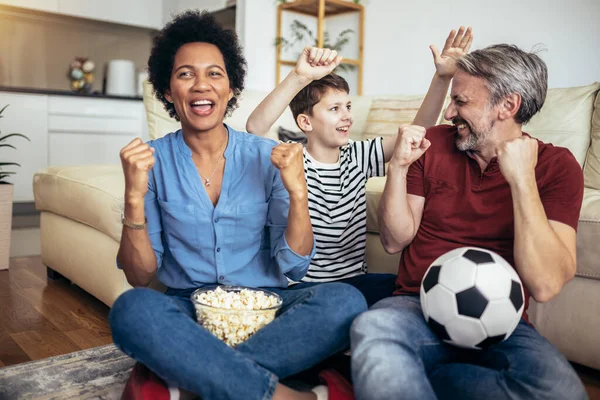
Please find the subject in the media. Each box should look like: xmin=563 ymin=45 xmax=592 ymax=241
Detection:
xmin=275 ymin=19 xmax=356 ymax=72
xmin=0 ymin=104 xmax=29 ymax=270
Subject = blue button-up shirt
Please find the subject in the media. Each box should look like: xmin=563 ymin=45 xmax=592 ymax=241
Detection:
xmin=140 ymin=125 xmax=315 ymax=289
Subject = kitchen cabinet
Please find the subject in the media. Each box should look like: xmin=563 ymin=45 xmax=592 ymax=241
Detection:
xmin=58 ymin=0 xmax=163 ymax=30
xmin=0 ymin=90 xmax=147 ymax=202
xmin=0 ymin=92 xmax=49 ymax=203
xmin=163 ymin=0 xmax=232 ymax=24
xmin=0 ymin=0 xmax=59 ymax=13
xmin=2 ymin=0 xmax=234 ymax=31
xmin=47 ymin=96 xmax=146 ymax=167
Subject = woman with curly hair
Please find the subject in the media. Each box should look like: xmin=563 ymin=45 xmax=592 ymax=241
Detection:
xmin=109 ymin=9 xmax=366 ymax=400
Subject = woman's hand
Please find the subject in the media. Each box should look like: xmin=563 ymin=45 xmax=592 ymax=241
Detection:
xmin=120 ymin=138 xmax=155 ymax=202
xmin=271 ymin=142 xmax=307 ymax=198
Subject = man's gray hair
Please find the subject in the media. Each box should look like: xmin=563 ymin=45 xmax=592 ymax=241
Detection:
xmin=457 ymin=44 xmax=548 ymax=124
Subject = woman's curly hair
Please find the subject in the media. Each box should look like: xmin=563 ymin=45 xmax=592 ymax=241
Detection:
xmin=147 ymin=10 xmax=247 ymax=120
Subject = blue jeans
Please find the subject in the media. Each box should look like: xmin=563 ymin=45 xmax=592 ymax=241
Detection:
xmin=291 ymin=273 xmax=397 ymax=308
xmin=110 ymin=283 xmax=367 ymax=400
xmin=280 ymin=273 xmax=396 ymax=387
xmin=350 ymin=295 xmax=587 ymax=400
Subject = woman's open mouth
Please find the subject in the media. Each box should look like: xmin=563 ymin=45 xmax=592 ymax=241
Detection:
xmin=190 ymin=99 xmax=215 ymax=116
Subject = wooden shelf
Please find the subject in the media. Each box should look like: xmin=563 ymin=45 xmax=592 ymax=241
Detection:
xmin=276 ymin=0 xmax=364 ymax=94
xmin=279 ymin=0 xmax=362 ymax=16
xmin=279 ymin=58 xmax=360 ymax=67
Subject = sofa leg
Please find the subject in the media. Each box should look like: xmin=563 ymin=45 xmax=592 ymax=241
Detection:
xmin=47 ymin=267 xmax=65 ymax=280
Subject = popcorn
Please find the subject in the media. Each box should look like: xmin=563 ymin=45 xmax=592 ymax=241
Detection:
xmin=192 ymin=287 xmax=281 ymax=347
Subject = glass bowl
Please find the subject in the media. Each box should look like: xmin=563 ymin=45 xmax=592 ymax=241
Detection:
xmin=191 ymin=286 xmax=283 ymax=347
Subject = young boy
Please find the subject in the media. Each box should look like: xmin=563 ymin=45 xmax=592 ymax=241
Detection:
xmin=247 ymin=27 xmax=473 ymax=307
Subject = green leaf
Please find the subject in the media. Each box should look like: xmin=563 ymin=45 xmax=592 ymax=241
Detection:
xmin=276 ymin=20 xmax=356 ymax=61
xmin=335 ymin=64 xmax=356 ymax=73
xmin=0 ymin=133 xmax=30 ymax=142
xmin=0 ymin=172 xmax=16 ymax=182
xmin=338 ymin=29 xmax=355 ymax=37
xmin=274 ymin=37 xmax=289 ymax=47
xmin=323 ymin=31 xmax=331 ymax=47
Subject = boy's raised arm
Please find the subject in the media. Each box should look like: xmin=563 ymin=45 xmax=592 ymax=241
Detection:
xmin=246 ymin=47 xmax=343 ymax=135
xmin=382 ymin=27 xmax=473 ymax=162
xmin=412 ymin=26 xmax=473 ymax=128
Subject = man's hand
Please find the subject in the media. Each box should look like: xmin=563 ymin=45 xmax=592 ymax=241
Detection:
xmin=390 ymin=125 xmax=430 ymax=168
xmin=430 ymin=26 xmax=473 ymax=79
xmin=293 ymin=47 xmax=343 ymax=82
xmin=120 ymin=138 xmax=155 ymax=202
xmin=271 ymin=142 xmax=307 ymax=197
xmin=497 ymin=136 xmax=538 ymax=187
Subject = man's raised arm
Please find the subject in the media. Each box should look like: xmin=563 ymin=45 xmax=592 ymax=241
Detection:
xmin=378 ymin=126 xmax=429 ymax=253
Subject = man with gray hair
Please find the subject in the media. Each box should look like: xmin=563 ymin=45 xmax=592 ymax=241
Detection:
xmin=350 ymin=44 xmax=587 ymax=399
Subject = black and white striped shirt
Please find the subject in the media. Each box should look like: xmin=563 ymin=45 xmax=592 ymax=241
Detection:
xmin=296 ymin=138 xmax=385 ymax=282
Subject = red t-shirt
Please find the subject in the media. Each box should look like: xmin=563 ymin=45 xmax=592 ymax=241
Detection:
xmin=395 ymin=125 xmax=584 ymax=308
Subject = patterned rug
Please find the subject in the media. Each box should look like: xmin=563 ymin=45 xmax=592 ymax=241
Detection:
xmin=0 ymin=344 xmax=134 ymax=400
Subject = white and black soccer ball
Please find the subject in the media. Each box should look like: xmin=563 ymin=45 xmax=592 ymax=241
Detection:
xmin=420 ymin=247 xmax=525 ymax=349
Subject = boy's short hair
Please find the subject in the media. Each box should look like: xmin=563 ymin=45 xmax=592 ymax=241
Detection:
xmin=289 ymin=73 xmax=350 ymax=121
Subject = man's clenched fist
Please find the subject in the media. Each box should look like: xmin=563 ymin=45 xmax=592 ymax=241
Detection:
xmin=496 ymin=136 xmax=538 ymax=187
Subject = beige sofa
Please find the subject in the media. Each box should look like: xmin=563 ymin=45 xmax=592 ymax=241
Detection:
xmin=33 ymin=81 xmax=600 ymax=371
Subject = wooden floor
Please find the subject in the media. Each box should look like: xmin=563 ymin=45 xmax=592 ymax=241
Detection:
xmin=0 ymin=256 xmax=599 ymax=399
xmin=0 ymin=256 xmax=112 ymax=367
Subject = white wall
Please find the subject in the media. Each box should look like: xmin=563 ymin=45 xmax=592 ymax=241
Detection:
xmin=163 ymin=0 xmax=230 ymax=24
xmin=237 ymin=0 xmax=600 ymax=95
xmin=362 ymin=0 xmax=600 ymax=95
xmin=236 ymin=0 xmax=277 ymax=92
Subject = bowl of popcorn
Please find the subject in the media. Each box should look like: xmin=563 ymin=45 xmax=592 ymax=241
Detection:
xmin=191 ymin=286 xmax=282 ymax=347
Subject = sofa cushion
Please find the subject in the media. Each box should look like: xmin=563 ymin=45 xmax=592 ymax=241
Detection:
xmin=524 ymin=82 xmax=600 ymax=167
xmin=34 ymin=165 xmax=124 ymax=243
xmin=225 ymin=90 xmax=295 ymax=141
xmin=527 ymin=276 xmax=600 ymax=370
xmin=142 ymin=80 xmax=181 ymax=140
xmin=278 ymin=126 xmax=307 ymax=145
xmin=584 ymin=89 xmax=600 ymax=190
xmin=362 ymin=96 xmax=425 ymax=140
xmin=348 ymin=95 xmax=374 ymax=140
xmin=577 ymin=188 xmax=600 ymax=279
xmin=366 ymin=180 xmax=600 ymax=278
xmin=365 ymin=176 xmax=386 ymax=233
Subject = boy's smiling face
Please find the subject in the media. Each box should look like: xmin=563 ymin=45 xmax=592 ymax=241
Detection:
xmin=300 ymin=88 xmax=353 ymax=149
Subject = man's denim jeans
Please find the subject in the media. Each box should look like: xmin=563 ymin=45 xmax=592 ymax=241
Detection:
xmin=110 ymin=283 xmax=367 ymax=400
xmin=351 ymin=295 xmax=588 ymax=400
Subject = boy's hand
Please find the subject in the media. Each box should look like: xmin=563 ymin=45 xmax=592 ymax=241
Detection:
xmin=429 ymin=26 xmax=473 ymax=79
xmin=293 ymin=47 xmax=343 ymax=81
xmin=390 ymin=125 xmax=430 ymax=169
xmin=271 ymin=142 xmax=307 ymax=197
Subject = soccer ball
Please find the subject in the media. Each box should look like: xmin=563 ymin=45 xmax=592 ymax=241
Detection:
xmin=420 ymin=247 xmax=525 ymax=349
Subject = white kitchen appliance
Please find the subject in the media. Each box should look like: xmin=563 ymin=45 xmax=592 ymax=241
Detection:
xmin=105 ymin=59 xmax=136 ymax=96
